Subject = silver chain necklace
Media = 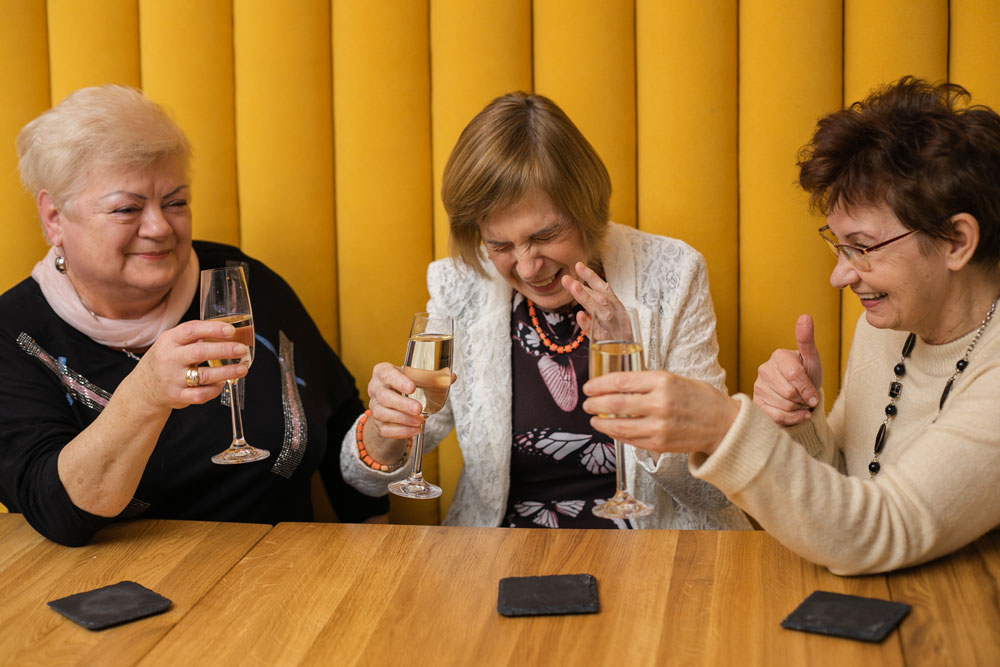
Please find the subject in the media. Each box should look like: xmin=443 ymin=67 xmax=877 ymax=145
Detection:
xmin=869 ymin=296 xmax=999 ymax=478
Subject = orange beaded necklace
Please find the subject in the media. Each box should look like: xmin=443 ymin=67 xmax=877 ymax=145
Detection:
xmin=526 ymin=299 xmax=586 ymax=355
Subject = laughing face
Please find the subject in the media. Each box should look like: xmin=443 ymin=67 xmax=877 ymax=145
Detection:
xmin=826 ymin=203 xmax=952 ymax=339
xmin=479 ymin=190 xmax=595 ymax=311
xmin=41 ymin=156 xmax=193 ymax=319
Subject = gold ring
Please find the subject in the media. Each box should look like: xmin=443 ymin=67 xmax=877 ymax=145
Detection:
xmin=185 ymin=367 xmax=200 ymax=387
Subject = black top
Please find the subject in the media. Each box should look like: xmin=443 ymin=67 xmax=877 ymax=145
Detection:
xmin=504 ymin=294 xmax=624 ymax=529
xmin=0 ymin=241 xmax=387 ymax=546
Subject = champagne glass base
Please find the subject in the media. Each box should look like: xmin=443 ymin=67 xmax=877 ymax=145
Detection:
xmin=211 ymin=445 xmax=270 ymax=465
xmin=593 ymin=491 xmax=653 ymax=520
xmin=388 ymin=476 xmax=442 ymax=499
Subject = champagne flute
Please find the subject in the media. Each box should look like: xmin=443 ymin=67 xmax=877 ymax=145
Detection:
xmin=589 ymin=307 xmax=653 ymax=519
xmin=388 ymin=312 xmax=454 ymax=499
xmin=200 ymin=266 xmax=270 ymax=465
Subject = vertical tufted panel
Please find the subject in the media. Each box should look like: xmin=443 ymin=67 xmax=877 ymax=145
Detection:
xmin=47 ymin=0 xmax=141 ymax=102
xmin=139 ymin=0 xmax=240 ymax=246
xmin=233 ymin=0 xmax=338 ymax=346
xmin=738 ymin=0 xmax=842 ymax=404
xmin=333 ymin=0 xmax=436 ymax=524
xmin=0 ymin=1 xmax=50 ymax=296
xmin=636 ymin=1 xmax=739 ymax=394
xmin=951 ymin=0 xmax=1000 ymax=109
xmin=534 ymin=0 xmax=637 ymax=228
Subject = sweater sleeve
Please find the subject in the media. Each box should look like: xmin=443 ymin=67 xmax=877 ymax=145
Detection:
xmin=690 ymin=385 xmax=1000 ymax=574
xmin=0 ymin=331 xmax=113 ymax=546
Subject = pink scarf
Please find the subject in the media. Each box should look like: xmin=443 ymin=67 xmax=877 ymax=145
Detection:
xmin=30 ymin=245 xmax=200 ymax=350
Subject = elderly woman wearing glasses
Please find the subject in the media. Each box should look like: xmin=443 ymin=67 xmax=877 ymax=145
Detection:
xmin=582 ymin=77 xmax=1000 ymax=574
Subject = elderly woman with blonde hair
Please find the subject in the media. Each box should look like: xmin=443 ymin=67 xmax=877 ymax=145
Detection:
xmin=0 ymin=85 xmax=386 ymax=546
xmin=342 ymin=92 xmax=750 ymax=530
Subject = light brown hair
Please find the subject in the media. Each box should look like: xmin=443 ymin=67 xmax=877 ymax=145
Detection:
xmin=442 ymin=92 xmax=611 ymax=274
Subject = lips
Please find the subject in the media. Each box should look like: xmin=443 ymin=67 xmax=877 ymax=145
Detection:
xmin=523 ymin=269 xmax=562 ymax=293
xmin=855 ymin=291 xmax=888 ymax=306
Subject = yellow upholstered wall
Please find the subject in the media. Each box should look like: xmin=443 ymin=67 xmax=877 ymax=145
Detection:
xmin=0 ymin=2 xmax=987 ymax=522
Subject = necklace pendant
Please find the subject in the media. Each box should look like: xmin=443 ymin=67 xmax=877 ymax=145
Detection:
xmin=939 ymin=378 xmax=954 ymax=410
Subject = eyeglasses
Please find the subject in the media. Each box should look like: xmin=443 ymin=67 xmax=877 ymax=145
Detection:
xmin=817 ymin=225 xmax=917 ymax=272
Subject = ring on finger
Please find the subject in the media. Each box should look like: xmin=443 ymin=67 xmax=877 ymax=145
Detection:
xmin=185 ymin=366 xmax=201 ymax=387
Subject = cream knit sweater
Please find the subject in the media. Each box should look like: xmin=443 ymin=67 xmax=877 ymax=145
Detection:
xmin=691 ymin=314 xmax=1000 ymax=575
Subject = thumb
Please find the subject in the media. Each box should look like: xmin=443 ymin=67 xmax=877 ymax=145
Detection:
xmin=795 ymin=314 xmax=823 ymax=389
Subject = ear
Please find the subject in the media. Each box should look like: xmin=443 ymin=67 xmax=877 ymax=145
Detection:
xmin=944 ymin=212 xmax=980 ymax=271
xmin=37 ymin=190 xmax=64 ymax=247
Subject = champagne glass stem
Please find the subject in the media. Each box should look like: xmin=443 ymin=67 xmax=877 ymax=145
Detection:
xmin=227 ymin=379 xmax=248 ymax=447
xmin=613 ymin=438 xmax=627 ymax=493
xmin=405 ymin=421 xmax=427 ymax=482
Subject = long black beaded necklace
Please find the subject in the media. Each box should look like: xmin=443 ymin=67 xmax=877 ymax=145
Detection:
xmin=869 ymin=296 xmax=999 ymax=478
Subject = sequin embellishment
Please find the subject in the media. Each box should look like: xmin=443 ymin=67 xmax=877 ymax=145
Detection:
xmin=17 ymin=333 xmax=111 ymax=412
xmin=271 ymin=330 xmax=308 ymax=478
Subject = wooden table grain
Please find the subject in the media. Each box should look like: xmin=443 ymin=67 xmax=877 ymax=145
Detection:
xmin=0 ymin=513 xmax=270 ymax=666
xmin=139 ymin=523 xmax=1000 ymax=666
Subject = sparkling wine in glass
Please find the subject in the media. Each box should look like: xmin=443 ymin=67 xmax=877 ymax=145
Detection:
xmin=388 ymin=312 xmax=454 ymax=499
xmin=589 ymin=307 xmax=653 ymax=519
xmin=200 ymin=266 xmax=270 ymax=465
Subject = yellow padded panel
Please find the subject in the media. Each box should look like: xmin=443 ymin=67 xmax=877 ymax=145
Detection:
xmin=47 ymin=0 xmax=140 ymax=102
xmin=233 ymin=1 xmax=338 ymax=346
xmin=0 ymin=3 xmax=49 ymax=294
xmin=429 ymin=0 xmax=532 ymax=520
xmin=430 ymin=0 xmax=532 ymax=260
xmin=333 ymin=1 xmax=437 ymax=526
xmin=636 ymin=0 xmax=739 ymax=394
xmin=739 ymin=0 xmax=842 ymax=406
xmin=951 ymin=0 xmax=1000 ymax=108
xmin=139 ymin=0 xmax=240 ymax=247
xmin=841 ymin=0 xmax=948 ymax=375
xmin=534 ymin=0 xmax=636 ymax=227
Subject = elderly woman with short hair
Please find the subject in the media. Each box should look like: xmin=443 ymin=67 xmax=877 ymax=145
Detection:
xmin=343 ymin=92 xmax=750 ymax=530
xmin=583 ymin=77 xmax=1000 ymax=573
xmin=0 ymin=85 xmax=386 ymax=546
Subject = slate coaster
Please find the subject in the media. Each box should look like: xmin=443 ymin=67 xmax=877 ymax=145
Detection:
xmin=780 ymin=590 xmax=910 ymax=642
xmin=497 ymin=573 xmax=600 ymax=617
xmin=48 ymin=580 xmax=172 ymax=630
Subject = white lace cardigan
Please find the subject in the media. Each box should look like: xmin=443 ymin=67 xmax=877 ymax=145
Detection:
xmin=342 ymin=223 xmax=751 ymax=529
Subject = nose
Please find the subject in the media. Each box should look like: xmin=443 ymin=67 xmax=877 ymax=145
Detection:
xmin=138 ymin=205 xmax=171 ymax=239
xmin=514 ymin=245 xmax=543 ymax=281
xmin=828 ymin=251 xmax=859 ymax=289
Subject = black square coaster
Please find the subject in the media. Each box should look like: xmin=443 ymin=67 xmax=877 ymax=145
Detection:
xmin=48 ymin=580 xmax=172 ymax=630
xmin=497 ymin=573 xmax=600 ymax=617
xmin=780 ymin=590 xmax=910 ymax=642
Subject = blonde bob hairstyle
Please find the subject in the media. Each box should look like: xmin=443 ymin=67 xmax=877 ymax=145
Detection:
xmin=442 ymin=92 xmax=612 ymax=275
xmin=17 ymin=84 xmax=191 ymax=215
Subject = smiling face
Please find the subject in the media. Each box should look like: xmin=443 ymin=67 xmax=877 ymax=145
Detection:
xmin=479 ymin=190 xmax=595 ymax=310
xmin=826 ymin=203 xmax=953 ymax=338
xmin=41 ymin=156 xmax=192 ymax=319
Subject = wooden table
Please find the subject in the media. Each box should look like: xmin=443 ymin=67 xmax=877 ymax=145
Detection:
xmin=137 ymin=522 xmax=1000 ymax=666
xmin=0 ymin=513 xmax=269 ymax=665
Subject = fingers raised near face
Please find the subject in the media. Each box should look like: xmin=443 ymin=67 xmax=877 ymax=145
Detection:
xmin=794 ymin=314 xmax=823 ymax=390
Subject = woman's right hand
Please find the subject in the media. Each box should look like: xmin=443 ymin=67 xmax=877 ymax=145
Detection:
xmin=366 ymin=362 xmax=425 ymax=441
xmin=752 ymin=314 xmax=823 ymax=426
xmin=131 ymin=319 xmax=250 ymax=412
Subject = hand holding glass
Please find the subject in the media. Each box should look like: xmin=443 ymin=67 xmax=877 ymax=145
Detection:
xmin=199 ymin=266 xmax=269 ymax=465
xmin=388 ymin=313 xmax=454 ymax=499
xmin=589 ymin=307 xmax=653 ymax=519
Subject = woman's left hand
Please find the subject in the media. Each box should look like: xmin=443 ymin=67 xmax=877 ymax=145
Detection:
xmin=561 ymin=261 xmax=627 ymax=333
xmin=582 ymin=370 xmax=740 ymax=455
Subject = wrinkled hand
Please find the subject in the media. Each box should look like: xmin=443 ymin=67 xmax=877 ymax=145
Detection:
xmin=752 ymin=314 xmax=823 ymax=426
xmin=561 ymin=262 xmax=628 ymax=335
xmin=366 ymin=362 xmax=424 ymax=440
xmin=582 ymin=370 xmax=740 ymax=455
xmin=132 ymin=320 xmax=249 ymax=411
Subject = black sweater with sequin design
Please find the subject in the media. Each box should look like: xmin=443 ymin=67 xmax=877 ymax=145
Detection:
xmin=0 ymin=241 xmax=386 ymax=546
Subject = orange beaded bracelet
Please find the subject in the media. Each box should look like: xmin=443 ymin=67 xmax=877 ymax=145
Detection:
xmin=356 ymin=409 xmax=411 ymax=473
